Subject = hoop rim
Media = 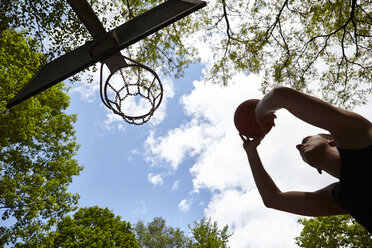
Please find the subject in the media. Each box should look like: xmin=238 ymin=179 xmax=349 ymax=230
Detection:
xmin=100 ymin=58 xmax=163 ymax=124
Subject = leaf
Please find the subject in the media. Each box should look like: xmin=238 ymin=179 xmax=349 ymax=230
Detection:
xmin=0 ymin=30 xmax=82 ymax=246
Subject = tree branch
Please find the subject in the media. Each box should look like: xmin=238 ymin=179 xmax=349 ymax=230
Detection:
xmin=221 ymin=0 xmax=231 ymax=40
xmin=265 ymin=0 xmax=289 ymax=41
xmin=28 ymin=0 xmax=47 ymax=57
xmin=126 ymin=0 xmax=134 ymax=19
xmin=221 ymin=0 xmax=232 ymax=58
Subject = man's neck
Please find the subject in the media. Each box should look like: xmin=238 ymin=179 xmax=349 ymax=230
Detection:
xmin=322 ymin=147 xmax=341 ymax=178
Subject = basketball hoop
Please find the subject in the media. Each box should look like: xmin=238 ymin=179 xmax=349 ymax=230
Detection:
xmin=100 ymin=54 xmax=163 ymax=125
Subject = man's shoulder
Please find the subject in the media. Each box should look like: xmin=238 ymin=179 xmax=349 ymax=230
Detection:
xmin=333 ymin=120 xmax=372 ymax=149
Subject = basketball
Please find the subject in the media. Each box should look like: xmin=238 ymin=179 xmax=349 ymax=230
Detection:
xmin=234 ymin=99 xmax=271 ymax=138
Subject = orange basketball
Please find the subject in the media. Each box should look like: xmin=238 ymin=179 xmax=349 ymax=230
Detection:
xmin=234 ymin=99 xmax=270 ymax=138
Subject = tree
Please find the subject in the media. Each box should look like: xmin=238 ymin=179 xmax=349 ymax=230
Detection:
xmin=201 ymin=0 xmax=372 ymax=109
xmin=2 ymin=0 xmax=370 ymax=108
xmin=295 ymin=216 xmax=372 ymax=247
xmin=134 ymin=217 xmax=232 ymax=248
xmin=0 ymin=0 xmax=202 ymax=82
xmin=134 ymin=217 xmax=188 ymax=248
xmin=187 ymin=217 xmax=232 ymax=248
xmin=43 ymin=206 xmax=139 ymax=247
xmin=0 ymin=30 xmax=83 ymax=247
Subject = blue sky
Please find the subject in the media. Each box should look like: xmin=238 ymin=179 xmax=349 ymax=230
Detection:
xmin=5 ymin=1 xmax=372 ymax=246
xmin=66 ymin=63 xmax=210 ymax=232
xmin=65 ymin=51 xmax=372 ymax=247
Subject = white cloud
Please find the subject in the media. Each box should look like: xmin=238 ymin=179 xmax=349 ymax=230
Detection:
xmin=143 ymin=70 xmax=372 ymax=247
xmin=148 ymin=77 xmax=175 ymax=126
xmin=131 ymin=149 xmax=139 ymax=155
xmin=133 ymin=200 xmax=148 ymax=215
xmin=178 ymin=199 xmax=192 ymax=213
xmin=205 ymin=189 xmax=302 ymax=248
xmin=103 ymin=111 xmax=126 ymax=132
xmin=70 ymin=80 xmax=100 ymax=103
xmin=128 ymin=149 xmax=140 ymax=161
xmin=144 ymin=73 xmax=262 ymax=170
xmin=145 ymin=121 xmax=210 ymax=170
xmin=172 ymin=180 xmax=180 ymax=192
xmin=190 ymin=130 xmax=251 ymax=192
xmin=147 ymin=173 xmax=163 ymax=186
xmin=69 ymin=64 xmax=103 ymax=103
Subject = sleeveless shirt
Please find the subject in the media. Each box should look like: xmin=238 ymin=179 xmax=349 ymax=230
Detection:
xmin=331 ymin=145 xmax=372 ymax=234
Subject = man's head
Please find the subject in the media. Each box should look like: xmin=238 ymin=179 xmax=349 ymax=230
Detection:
xmin=296 ymin=133 xmax=336 ymax=174
xmin=318 ymin=133 xmax=333 ymax=140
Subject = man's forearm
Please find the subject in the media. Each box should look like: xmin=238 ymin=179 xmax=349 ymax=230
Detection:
xmin=246 ymin=149 xmax=281 ymax=207
xmin=257 ymin=87 xmax=354 ymax=135
xmin=255 ymin=87 xmax=283 ymax=116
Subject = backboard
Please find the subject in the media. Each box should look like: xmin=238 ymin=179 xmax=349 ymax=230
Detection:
xmin=6 ymin=0 xmax=206 ymax=108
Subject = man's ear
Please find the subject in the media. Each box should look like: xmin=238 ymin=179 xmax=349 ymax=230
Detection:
xmin=328 ymin=138 xmax=336 ymax=147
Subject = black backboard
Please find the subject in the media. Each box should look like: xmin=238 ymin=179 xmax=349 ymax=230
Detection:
xmin=6 ymin=0 xmax=206 ymax=108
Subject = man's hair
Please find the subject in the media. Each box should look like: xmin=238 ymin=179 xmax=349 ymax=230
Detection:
xmin=318 ymin=133 xmax=333 ymax=140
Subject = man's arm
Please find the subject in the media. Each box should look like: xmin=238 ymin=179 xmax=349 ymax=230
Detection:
xmin=255 ymin=87 xmax=372 ymax=148
xmin=243 ymin=137 xmax=281 ymax=208
xmin=242 ymin=135 xmax=347 ymax=216
xmin=269 ymin=183 xmax=348 ymax=216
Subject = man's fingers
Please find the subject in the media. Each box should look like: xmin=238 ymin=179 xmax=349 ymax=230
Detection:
xmin=269 ymin=113 xmax=276 ymax=126
xmin=239 ymin=133 xmax=247 ymax=142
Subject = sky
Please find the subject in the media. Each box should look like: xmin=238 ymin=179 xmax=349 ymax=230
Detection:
xmin=66 ymin=58 xmax=372 ymax=248
xmin=60 ymin=2 xmax=372 ymax=246
xmin=6 ymin=1 xmax=371 ymax=247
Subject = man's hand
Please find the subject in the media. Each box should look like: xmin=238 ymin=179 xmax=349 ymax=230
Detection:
xmin=239 ymin=133 xmax=264 ymax=153
xmin=255 ymin=109 xmax=277 ymax=134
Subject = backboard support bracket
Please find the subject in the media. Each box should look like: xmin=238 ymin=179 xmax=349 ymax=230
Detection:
xmin=90 ymin=31 xmax=120 ymax=58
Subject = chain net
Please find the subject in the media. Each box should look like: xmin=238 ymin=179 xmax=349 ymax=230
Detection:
xmin=100 ymin=59 xmax=163 ymax=125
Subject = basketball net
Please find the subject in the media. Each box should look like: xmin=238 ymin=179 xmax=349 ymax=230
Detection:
xmin=100 ymin=54 xmax=163 ymax=125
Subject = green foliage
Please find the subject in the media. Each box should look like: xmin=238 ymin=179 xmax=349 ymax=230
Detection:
xmin=201 ymin=0 xmax=372 ymax=109
xmin=134 ymin=217 xmax=232 ymax=248
xmin=135 ymin=217 xmax=188 ymax=248
xmin=2 ymin=0 xmax=371 ymax=108
xmin=187 ymin=217 xmax=232 ymax=248
xmin=44 ymin=206 xmax=139 ymax=248
xmin=0 ymin=30 xmax=82 ymax=247
xmin=0 ymin=0 xmax=201 ymax=82
xmin=295 ymin=216 xmax=372 ymax=247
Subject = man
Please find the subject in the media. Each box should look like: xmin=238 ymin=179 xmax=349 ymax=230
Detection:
xmin=240 ymin=86 xmax=372 ymax=233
